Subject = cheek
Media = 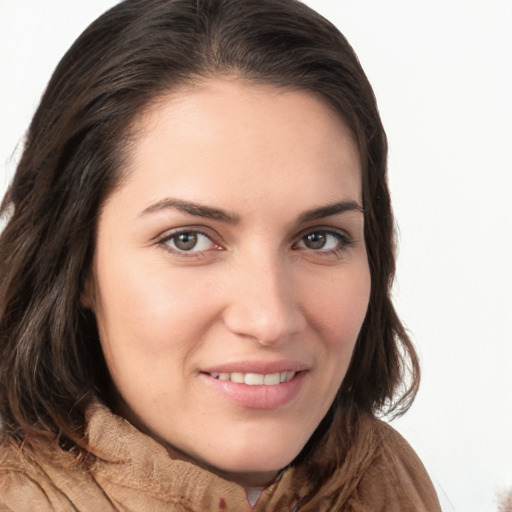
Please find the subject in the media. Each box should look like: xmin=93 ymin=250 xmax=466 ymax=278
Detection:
xmin=303 ymin=263 xmax=371 ymax=399
xmin=307 ymin=266 xmax=371 ymax=346
xmin=91 ymin=258 xmax=209 ymax=406
xmin=288 ymin=265 xmax=371 ymax=434
xmin=92 ymin=253 xmax=223 ymax=368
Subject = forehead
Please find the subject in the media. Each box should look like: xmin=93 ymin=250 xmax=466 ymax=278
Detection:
xmin=114 ymin=78 xmax=362 ymax=215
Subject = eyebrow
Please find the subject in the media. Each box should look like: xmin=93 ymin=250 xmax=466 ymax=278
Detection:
xmin=139 ymin=197 xmax=364 ymax=224
xmin=140 ymin=198 xmax=240 ymax=224
xmin=296 ymin=200 xmax=364 ymax=224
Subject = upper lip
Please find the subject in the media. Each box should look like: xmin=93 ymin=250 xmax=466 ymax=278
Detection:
xmin=201 ymin=359 xmax=310 ymax=375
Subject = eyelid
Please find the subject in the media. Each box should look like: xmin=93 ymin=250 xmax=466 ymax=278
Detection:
xmin=294 ymin=226 xmax=354 ymax=243
xmin=155 ymin=225 xmax=220 ymax=242
xmin=154 ymin=224 xmax=357 ymax=259
xmin=292 ymin=226 xmax=356 ymax=255
xmin=156 ymin=226 xmax=225 ymax=255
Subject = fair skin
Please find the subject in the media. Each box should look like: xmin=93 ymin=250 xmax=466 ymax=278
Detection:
xmin=86 ymin=78 xmax=371 ymax=488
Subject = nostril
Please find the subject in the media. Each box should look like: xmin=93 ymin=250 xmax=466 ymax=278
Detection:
xmin=222 ymin=300 xmax=306 ymax=346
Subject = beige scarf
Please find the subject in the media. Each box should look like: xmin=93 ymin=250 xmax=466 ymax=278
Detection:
xmin=0 ymin=401 xmax=440 ymax=511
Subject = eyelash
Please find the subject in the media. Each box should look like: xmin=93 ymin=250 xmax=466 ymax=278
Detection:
xmin=157 ymin=229 xmax=221 ymax=258
xmin=156 ymin=227 xmax=355 ymax=259
xmin=293 ymin=228 xmax=355 ymax=257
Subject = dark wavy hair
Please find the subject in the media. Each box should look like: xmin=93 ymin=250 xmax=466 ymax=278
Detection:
xmin=0 ymin=0 xmax=419 ymax=453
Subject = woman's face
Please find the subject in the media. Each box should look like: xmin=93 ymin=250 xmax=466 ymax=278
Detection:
xmin=88 ymin=78 xmax=371 ymax=487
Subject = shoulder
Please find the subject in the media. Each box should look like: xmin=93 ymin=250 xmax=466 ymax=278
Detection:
xmin=0 ymin=439 xmax=63 ymax=511
xmin=0 ymin=438 xmax=111 ymax=512
xmin=354 ymin=417 xmax=441 ymax=512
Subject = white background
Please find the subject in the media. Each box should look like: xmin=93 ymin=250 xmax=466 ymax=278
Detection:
xmin=1 ymin=1 xmax=511 ymax=511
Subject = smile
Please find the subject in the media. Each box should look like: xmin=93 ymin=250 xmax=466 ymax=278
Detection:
xmin=208 ymin=371 xmax=296 ymax=385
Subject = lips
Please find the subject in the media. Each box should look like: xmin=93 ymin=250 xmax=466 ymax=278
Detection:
xmin=200 ymin=361 xmax=308 ymax=409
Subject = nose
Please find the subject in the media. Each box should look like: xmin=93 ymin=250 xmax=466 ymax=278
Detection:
xmin=222 ymin=254 xmax=307 ymax=345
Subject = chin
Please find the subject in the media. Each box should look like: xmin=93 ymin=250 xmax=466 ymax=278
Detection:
xmin=199 ymin=435 xmax=305 ymax=482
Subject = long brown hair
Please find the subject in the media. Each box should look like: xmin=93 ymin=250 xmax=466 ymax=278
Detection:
xmin=0 ymin=0 xmax=419 ymax=453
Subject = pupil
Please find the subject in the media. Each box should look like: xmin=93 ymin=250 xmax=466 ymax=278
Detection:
xmin=305 ymin=232 xmax=326 ymax=249
xmin=175 ymin=232 xmax=197 ymax=250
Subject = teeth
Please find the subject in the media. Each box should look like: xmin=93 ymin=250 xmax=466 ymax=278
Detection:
xmin=284 ymin=371 xmax=295 ymax=383
xmin=263 ymin=373 xmax=280 ymax=385
xmin=231 ymin=372 xmax=245 ymax=383
xmin=245 ymin=373 xmax=264 ymax=385
xmin=209 ymin=371 xmax=296 ymax=385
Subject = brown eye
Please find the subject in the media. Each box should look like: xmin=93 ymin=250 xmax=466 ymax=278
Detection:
xmin=173 ymin=232 xmax=198 ymax=251
xmin=303 ymin=232 xmax=327 ymax=249
xmin=295 ymin=230 xmax=352 ymax=253
xmin=162 ymin=231 xmax=217 ymax=253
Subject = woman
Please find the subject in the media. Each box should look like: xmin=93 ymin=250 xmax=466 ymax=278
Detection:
xmin=0 ymin=0 xmax=440 ymax=510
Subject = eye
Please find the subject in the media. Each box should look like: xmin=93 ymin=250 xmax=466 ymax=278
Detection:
xmin=294 ymin=229 xmax=353 ymax=253
xmin=161 ymin=230 xmax=219 ymax=253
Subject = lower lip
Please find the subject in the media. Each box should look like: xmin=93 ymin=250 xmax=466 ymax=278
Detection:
xmin=200 ymin=371 xmax=307 ymax=410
